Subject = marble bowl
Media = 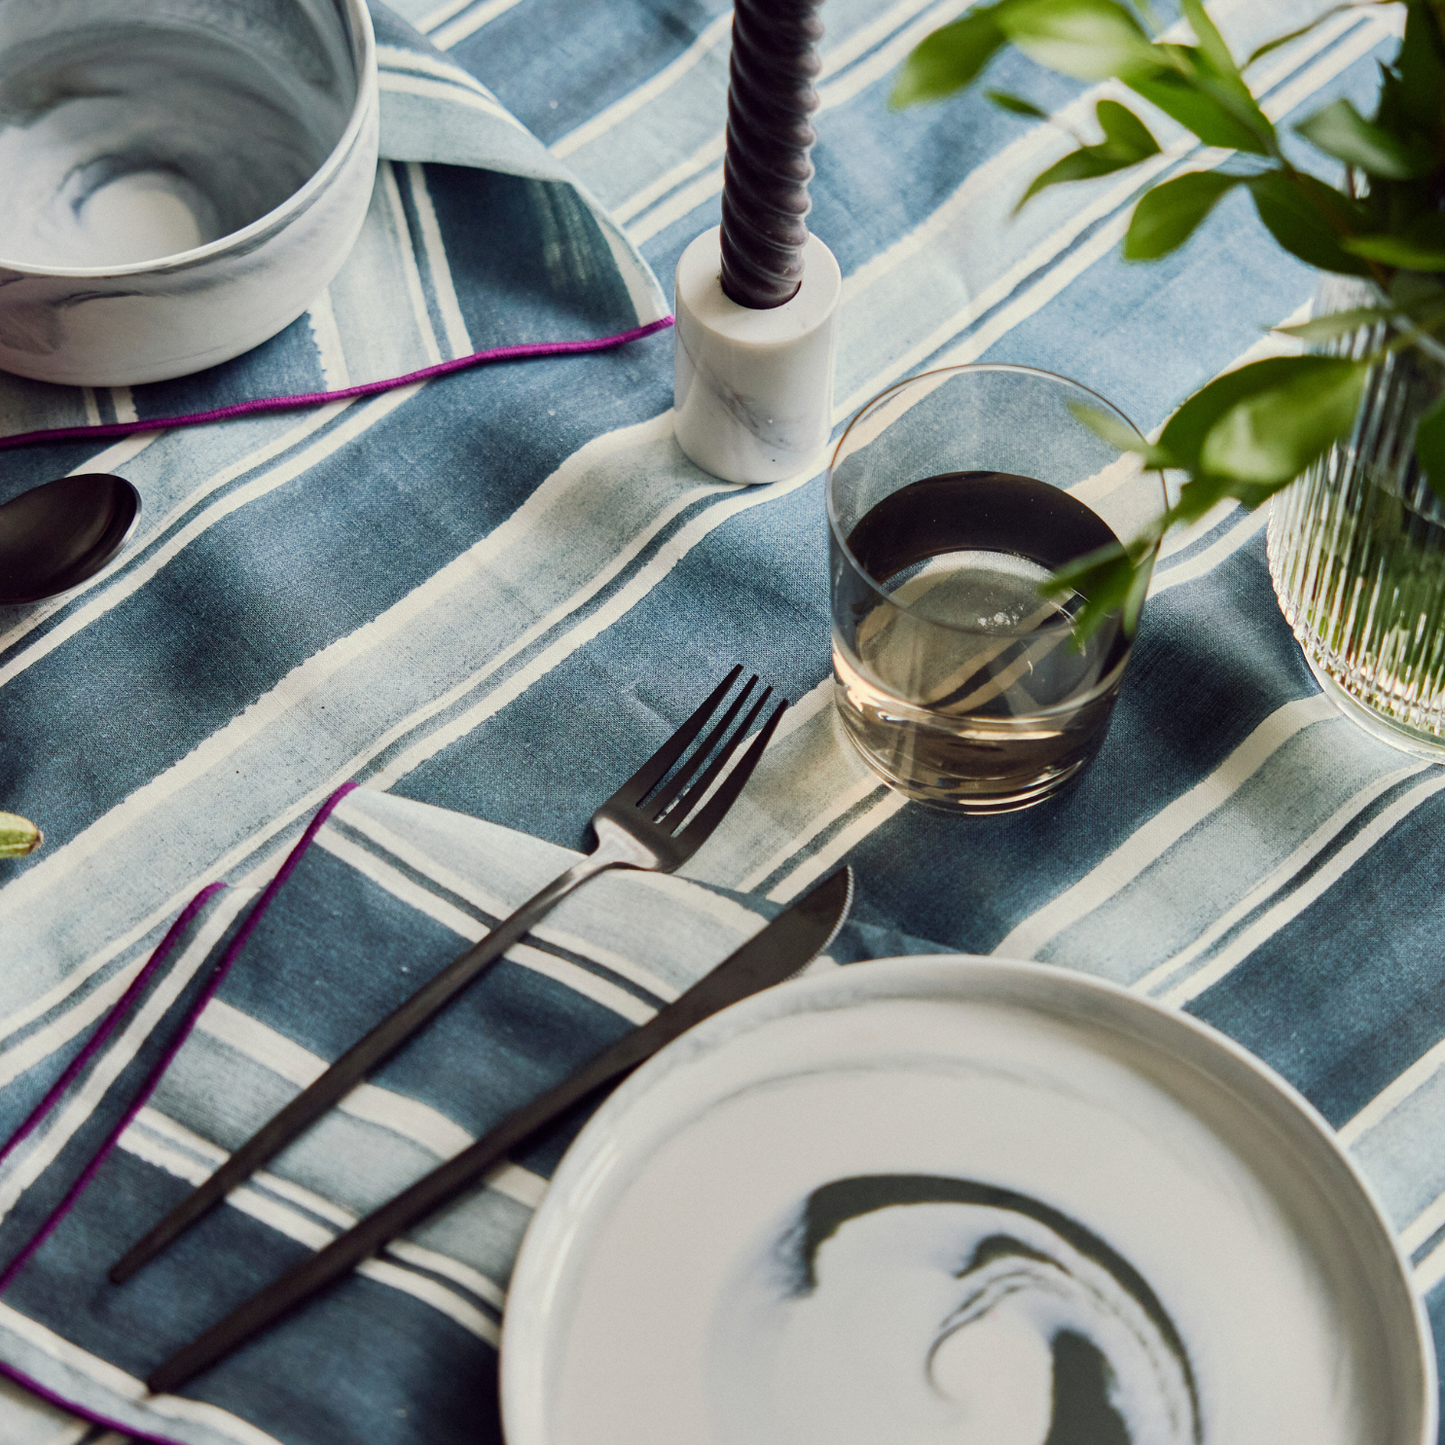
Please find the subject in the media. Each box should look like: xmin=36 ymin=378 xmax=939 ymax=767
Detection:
xmin=0 ymin=0 xmax=379 ymax=387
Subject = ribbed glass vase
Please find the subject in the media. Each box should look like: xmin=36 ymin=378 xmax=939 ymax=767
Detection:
xmin=1267 ymin=277 xmax=1445 ymax=757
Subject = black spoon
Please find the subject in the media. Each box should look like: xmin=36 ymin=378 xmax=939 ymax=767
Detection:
xmin=0 ymin=474 xmax=141 ymax=605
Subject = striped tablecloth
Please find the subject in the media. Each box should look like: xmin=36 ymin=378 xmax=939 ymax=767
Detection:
xmin=3 ymin=0 xmax=1443 ymax=1441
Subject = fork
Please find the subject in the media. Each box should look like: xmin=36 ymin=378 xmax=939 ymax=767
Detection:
xmin=110 ymin=665 xmax=785 ymax=1284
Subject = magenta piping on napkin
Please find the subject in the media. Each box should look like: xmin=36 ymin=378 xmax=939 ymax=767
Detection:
xmin=0 ymin=781 xmax=359 ymax=1296
xmin=0 ymin=317 xmax=674 ymax=451
xmin=0 ymin=881 xmax=228 ymax=1168
xmin=0 ymin=1361 xmax=188 ymax=1445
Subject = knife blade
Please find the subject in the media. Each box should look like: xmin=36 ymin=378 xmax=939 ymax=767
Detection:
xmin=147 ymin=865 xmax=853 ymax=1394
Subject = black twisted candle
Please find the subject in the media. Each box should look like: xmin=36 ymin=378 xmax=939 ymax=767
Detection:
xmin=719 ymin=0 xmax=824 ymax=310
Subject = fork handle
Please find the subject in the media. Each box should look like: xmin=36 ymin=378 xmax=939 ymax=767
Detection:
xmin=109 ymin=847 xmax=626 ymax=1285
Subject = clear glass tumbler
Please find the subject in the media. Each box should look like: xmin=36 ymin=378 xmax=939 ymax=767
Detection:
xmin=827 ymin=364 xmax=1164 ymax=814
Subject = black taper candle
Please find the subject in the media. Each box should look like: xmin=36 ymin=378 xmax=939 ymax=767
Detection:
xmin=719 ymin=0 xmax=824 ymax=310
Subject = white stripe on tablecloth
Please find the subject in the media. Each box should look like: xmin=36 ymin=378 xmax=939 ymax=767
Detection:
xmin=404 ymin=162 xmax=474 ymax=360
xmin=378 ymin=68 xmax=529 ymax=133
xmin=0 ymin=398 xmax=365 ymax=684
xmin=317 ymin=826 xmax=656 ymax=1022
xmin=1133 ymin=764 xmax=1428 ymax=999
xmin=994 ymin=696 xmax=1340 ymax=960
xmin=1343 ymin=1038 xmax=1445 ymax=1152
xmin=1151 ymin=508 xmax=1271 ymax=593
xmin=431 ymin=0 xmax=529 ymax=49
xmin=417 ymin=0 xmax=484 ymax=33
xmin=110 ymin=388 xmax=138 ymax=426
xmin=132 ymin=1101 xmax=542 ymax=1220
xmin=1413 ymin=1244 xmax=1445 ymax=1296
xmin=551 ymin=10 xmax=735 ymax=158
xmin=1400 ymin=1190 xmax=1445 ymax=1257
xmin=305 ymin=287 xmax=351 ymax=391
xmin=377 ymin=44 xmax=505 ymax=104
xmin=1155 ymin=773 xmax=1445 ymax=1008
xmin=0 ymin=1302 xmax=285 ymax=1445
xmin=612 ymin=136 xmax=725 ymax=226
xmin=380 ymin=162 xmax=443 ymax=367
xmin=196 ymin=1001 xmax=475 ymax=1158
xmin=359 ymin=1260 xmax=500 ymax=1344
xmin=117 ymin=1124 xmax=503 ymax=1345
xmin=0 ymin=962 xmax=155 ymax=1095
xmin=0 ymin=889 xmax=250 ymax=1224
xmin=334 ymin=808 xmax=700 ymax=1000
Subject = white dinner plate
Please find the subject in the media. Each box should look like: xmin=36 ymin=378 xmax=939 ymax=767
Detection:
xmin=500 ymin=956 xmax=1435 ymax=1445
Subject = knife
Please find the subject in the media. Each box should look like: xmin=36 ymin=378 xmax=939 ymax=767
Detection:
xmin=146 ymin=866 xmax=853 ymax=1394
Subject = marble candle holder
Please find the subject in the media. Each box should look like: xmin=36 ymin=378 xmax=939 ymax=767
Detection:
xmin=673 ymin=225 xmax=840 ymax=486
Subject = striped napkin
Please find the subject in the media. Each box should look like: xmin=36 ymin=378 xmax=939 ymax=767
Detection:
xmin=0 ymin=785 xmax=925 ymax=1445
xmin=0 ymin=2 xmax=670 ymax=451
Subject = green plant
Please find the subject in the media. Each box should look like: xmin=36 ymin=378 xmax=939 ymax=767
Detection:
xmin=0 ymin=811 xmax=41 ymax=858
xmin=893 ymin=0 xmax=1445 ymax=635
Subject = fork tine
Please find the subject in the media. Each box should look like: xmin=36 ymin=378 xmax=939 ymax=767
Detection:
xmin=612 ymin=664 xmax=743 ymax=807
xmin=660 ymin=685 xmax=771 ymax=825
xmin=643 ymin=676 xmax=758 ymax=819
xmin=674 ymin=697 xmax=787 ymax=846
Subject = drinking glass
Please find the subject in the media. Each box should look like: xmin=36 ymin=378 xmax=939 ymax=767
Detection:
xmin=826 ymin=364 xmax=1164 ymax=814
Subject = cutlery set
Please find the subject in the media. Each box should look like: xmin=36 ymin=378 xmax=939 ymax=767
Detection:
xmin=102 ymin=666 xmax=844 ymax=1392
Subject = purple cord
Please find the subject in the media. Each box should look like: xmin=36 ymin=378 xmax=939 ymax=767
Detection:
xmin=0 ymin=883 xmax=228 ymax=1169
xmin=0 ymin=318 xmax=673 ymax=451
xmin=0 ymin=781 xmax=359 ymax=1296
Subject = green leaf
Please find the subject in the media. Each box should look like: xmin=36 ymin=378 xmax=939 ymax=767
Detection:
xmin=1044 ymin=542 xmax=1136 ymax=641
xmin=1068 ymin=400 xmax=1169 ymax=465
xmin=1176 ymin=0 xmax=1276 ymax=146
xmin=1156 ymin=356 xmax=1343 ymax=472
xmin=1127 ymin=69 xmax=1272 ymax=153
xmin=1344 ymin=214 xmax=1445 ymax=271
xmin=998 ymin=0 xmax=1159 ymax=81
xmin=1199 ymin=356 xmax=1368 ymax=483
xmin=1124 ymin=169 xmax=1241 ymax=259
xmin=1018 ymin=145 xmax=1140 ymax=205
xmin=1415 ymin=392 xmax=1445 ymax=503
xmin=1246 ymin=170 xmax=1372 ymax=276
xmin=891 ymin=5 xmax=1006 ymax=107
xmin=1394 ymin=1 xmax=1445 ymax=134
xmin=1095 ymin=98 xmax=1159 ymax=159
xmin=1274 ymin=306 xmax=1399 ymax=342
xmin=1180 ymin=0 xmax=1235 ymax=77
xmin=1295 ymin=96 xmax=1433 ymax=179
xmin=986 ymin=88 xmax=1050 ymax=117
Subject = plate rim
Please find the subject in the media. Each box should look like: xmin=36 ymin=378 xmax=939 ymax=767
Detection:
xmin=499 ymin=953 xmax=1438 ymax=1445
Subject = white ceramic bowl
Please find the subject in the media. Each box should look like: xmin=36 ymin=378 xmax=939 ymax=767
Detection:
xmin=0 ymin=0 xmax=378 ymax=386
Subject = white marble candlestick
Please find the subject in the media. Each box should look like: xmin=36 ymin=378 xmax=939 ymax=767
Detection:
xmin=673 ymin=225 xmax=839 ymax=485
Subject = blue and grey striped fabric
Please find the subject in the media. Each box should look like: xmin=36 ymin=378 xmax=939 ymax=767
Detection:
xmin=2 ymin=0 xmax=1443 ymax=1441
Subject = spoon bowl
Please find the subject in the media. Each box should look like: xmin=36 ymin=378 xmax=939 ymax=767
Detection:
xmin=0 ymin=473 xmax=141 ymax=605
